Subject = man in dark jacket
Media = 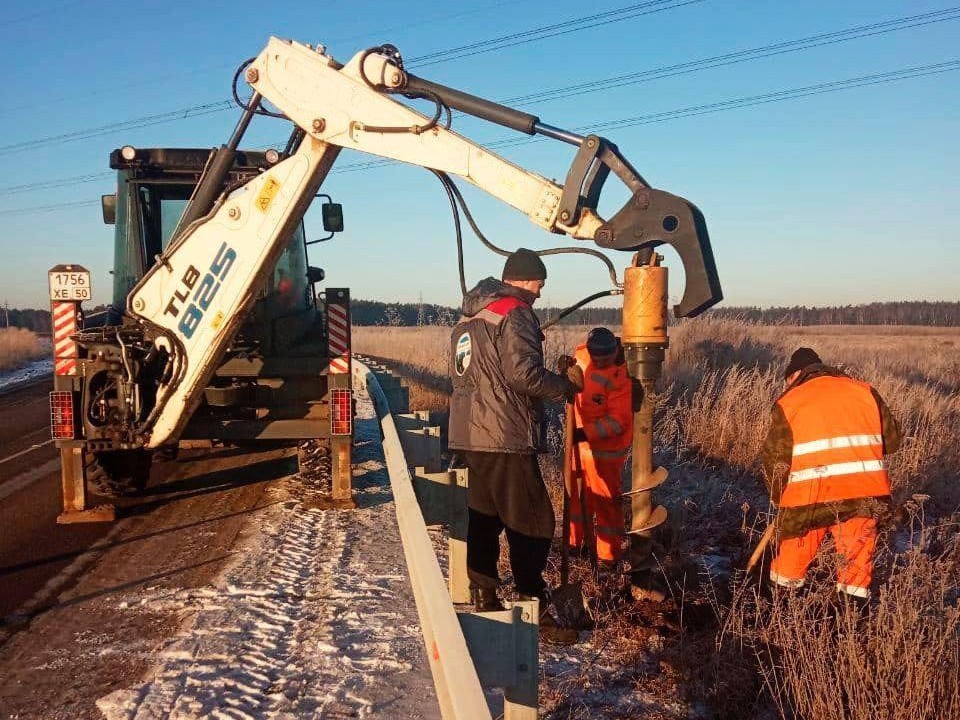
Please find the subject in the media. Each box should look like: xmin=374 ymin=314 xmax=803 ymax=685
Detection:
xmin=761 ymin=347 xmax=901 ymax=599
xmin=449 ymin=249 xmax=580 ymax=629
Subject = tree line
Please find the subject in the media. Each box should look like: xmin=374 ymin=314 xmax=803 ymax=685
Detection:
xmin=4 ymin=300 xmax=956 ymax=330
xmin=352 ymin=299 xmax=960 ymax=327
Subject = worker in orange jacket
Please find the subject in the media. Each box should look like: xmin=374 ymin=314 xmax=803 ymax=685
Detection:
xmin=559 ymin=327 xmax=636 ymax=567
xmin=761 ymin=347 xmax=901 ymax=600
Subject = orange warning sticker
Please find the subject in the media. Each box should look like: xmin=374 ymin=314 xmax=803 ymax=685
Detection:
xmin=255 ymin=176 xmax=281 ymax=213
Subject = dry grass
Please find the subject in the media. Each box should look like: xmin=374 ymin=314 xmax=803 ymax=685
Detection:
xmin=353 ymin=326 xmax=452 ymax=412
xmin=0 ymin=327 xmax=45 ymax=372
xmin=711 ymin=526 xmax=960 ymax=720
xmin=354 ymin=318 xmax=960 ymax=719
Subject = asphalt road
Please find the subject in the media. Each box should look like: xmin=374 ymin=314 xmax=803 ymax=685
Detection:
xmin=0 ymin=377 xmax=295 ymax=635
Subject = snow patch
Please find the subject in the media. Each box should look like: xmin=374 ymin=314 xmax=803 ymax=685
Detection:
xmin=97 ymin=392 xmax=439 ymax=719
xmin=0 ymin=358 xmax=51 ymax=392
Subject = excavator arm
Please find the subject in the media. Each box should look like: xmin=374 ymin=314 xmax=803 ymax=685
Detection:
xmin=128 ymin=38 xmax=721 ymax=448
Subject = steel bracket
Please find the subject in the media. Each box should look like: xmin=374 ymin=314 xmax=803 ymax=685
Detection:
xmin=459 ymin=600 xmax=539 ymax=720
xmin=414 ymin=466 xmax=470 ymax=604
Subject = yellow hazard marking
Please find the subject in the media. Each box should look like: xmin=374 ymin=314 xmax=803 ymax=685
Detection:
xmin=255 ymin=176 xmax=281 ymax=213
xmin=210 ymin=311 xmax=225 ymax=331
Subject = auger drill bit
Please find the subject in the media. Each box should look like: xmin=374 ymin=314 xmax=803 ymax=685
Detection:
xmin=621 ymin=250 xmax=671 ymax=585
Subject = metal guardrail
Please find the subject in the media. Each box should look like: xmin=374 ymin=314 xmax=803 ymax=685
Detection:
xmin=353 ymin=357 xmax=539 ymax=720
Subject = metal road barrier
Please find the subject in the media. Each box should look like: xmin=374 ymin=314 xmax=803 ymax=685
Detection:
xmin=353 ymin=357 xmax=539 ymax=720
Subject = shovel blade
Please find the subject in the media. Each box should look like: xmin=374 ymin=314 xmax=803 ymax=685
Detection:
xmin=552 ymin=581 xmax=593 ymax=629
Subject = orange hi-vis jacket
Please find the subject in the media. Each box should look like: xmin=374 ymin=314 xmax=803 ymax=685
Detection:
xmin=573 ymin=344 xmax=633 ymax=458
xmin=776 ymin=374 xmax=891 ymax=508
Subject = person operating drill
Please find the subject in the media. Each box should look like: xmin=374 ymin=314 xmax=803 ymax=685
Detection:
xmin=559 ymin=327 xmax=637 ymax=569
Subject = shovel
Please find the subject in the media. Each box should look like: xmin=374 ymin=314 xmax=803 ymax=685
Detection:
xmin=745 ymin=522 xmax=775 ymax=575
xmin=552 ymin=403 xmax=593 ymax=629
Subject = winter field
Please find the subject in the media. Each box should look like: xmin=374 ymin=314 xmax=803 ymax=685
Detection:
xmin=353 ymin=320 xmax=960 ymax=720
xmin=0 ymin=327 xmax=46 ymax=373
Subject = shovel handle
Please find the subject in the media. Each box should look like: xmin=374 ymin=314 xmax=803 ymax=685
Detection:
xmin=746 ymin=523 xmax=776 ymax=574
xmin=560 ymin=404 xmax=575 ymax=585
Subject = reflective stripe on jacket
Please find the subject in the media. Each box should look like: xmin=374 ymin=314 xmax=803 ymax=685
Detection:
xmin=776 ymin=373 xmax=891 ymax=508
xmin=572 ymin=343 xmax=632 ymax=455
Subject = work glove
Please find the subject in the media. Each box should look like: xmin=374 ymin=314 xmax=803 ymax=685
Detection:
xmin=565 ymin=364 xmax=584 ymax=392
xmin=572 ymin=427 xmax=587 ymax=443
xmin=557 ymin=355 xmax=576 ymax=373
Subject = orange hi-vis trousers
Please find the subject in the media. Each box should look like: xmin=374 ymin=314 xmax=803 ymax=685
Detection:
xmin=770 ymin=516 xmax=877 ymax=598
xmin=567 ymin=444 xmax=626 ymax=562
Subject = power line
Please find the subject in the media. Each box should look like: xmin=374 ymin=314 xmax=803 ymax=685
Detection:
xmin=0 ymin=0 xmax=703 ymax=156
xmin=331 ymin=59 xmax=960 ymax=172
xmin=498 ymin=6 xmax=960 ymax=106
xmin=588 ymin=60 xmax=960 ymax=132
xmin=1 ymin=0 xmax=86 ymax=28
xmin=407 ymin=0 xmax=706 ymax=67
xmin=0 ymin=200 xmax=98 ymax=217
xmin=0 ymin=1 xmax=525 ymax=118
xmin=0 ymin=101 xmax=232 ymax=156
xmin=5 ymin=59 xmax=956 ymax=215
xmin=0 ymin=172 xmax=113 ymax=196
xmin=5 ymin=6 xmax=957 ymax=192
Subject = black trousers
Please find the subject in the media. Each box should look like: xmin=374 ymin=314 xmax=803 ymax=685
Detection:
xmin=462 ymin=451 xmax=555 ymax=597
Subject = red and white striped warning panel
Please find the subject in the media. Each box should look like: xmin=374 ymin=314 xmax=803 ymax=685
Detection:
xmin=52 ymin=302 xmax=79 ymax=376
xmin=327 ymin=302 xmax=350 ymax=374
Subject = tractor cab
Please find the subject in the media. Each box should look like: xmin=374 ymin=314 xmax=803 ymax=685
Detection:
xmin=102 ymin=146 xmax=339 ymax=353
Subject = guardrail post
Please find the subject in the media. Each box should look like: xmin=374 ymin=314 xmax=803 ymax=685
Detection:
xmin=448 ymin=468 xmax=470 ymax=604
xmin=400 ymin=425 xmax=443 ymax=473
xmin=413 ymin=466 xmax=470 ymax=604
xmin=374 ymin=370 xmax=410 ymax=414
xmin=459 ymin=601 xmax=540 ymax=720
xmin=395 ymin=410 xmax=433 ymax=432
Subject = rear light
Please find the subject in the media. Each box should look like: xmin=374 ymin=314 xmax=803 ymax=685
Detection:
xmin=330 ymin=388 xmax=352 ymax=436
xmin=50 ymin=391 xmax=76 ymax=440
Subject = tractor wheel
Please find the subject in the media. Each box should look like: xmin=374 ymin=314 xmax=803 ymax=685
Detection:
xmin=85 ymin=450 xmax=152 ymax=498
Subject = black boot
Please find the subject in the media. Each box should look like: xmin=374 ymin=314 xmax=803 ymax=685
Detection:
xmin=471 ymin=586 xmax=506 ymax=612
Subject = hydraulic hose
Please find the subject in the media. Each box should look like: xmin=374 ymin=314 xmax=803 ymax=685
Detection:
xmin=430 ymin=170 xmax=467 ymax=296
xmin=540 ymin=290 xmax=620 ymax=330
xmin=435 ymin=172 xmax=622 ymax=289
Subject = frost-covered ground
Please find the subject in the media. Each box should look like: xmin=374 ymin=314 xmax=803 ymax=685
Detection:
xmin=0 ymin=357 xmax=51 ymax=392
xmin=97 ymin=393 xmax=441 ymax=720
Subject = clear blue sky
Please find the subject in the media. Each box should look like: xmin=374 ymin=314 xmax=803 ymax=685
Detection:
xmin=0 ymin=0 xmax=957 ymax=311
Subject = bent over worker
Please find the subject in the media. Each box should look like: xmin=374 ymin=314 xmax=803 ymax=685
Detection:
xmin=761 ymin=347 xmax=901 ymax=599
xmin=448 ymin=248 xmax=580 ymax=641
xmin=560 ymin=327 xmax=635 ymax=567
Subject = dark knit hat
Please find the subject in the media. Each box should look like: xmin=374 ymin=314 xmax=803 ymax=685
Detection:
xmin=502 ymin=248 xmax=547 ymax=281
xmin=586 ymin=327 xmax=618 ymax=356
xmin=785 ymin=347 xmax=822 ymax=378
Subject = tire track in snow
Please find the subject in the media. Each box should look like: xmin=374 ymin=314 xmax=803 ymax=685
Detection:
xmin=98 ymin=502 xmax=330 ymax=719
xmin=98 ymin=393 xmax=438 ymax=720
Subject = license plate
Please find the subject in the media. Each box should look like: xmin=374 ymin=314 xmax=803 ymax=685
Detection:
xmin=48 ymin=270 xmax=91 ymax=301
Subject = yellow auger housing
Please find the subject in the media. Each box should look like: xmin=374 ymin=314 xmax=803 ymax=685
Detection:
xmin=621 ymin=251 xmax=670 ymax=566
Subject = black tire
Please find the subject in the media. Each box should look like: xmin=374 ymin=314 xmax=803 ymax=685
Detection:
xmin=86 ymin=450 xmax=152 ymax=498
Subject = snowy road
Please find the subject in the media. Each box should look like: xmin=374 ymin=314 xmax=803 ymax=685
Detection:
xmin=0 ymin=394 xmax=440 ymax=720
xmin=0 ymin=358 xmax=51 ymax=393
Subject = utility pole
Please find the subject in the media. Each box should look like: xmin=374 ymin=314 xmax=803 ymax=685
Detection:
xmin=417 ymin=291 xmax=425 ymax=327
